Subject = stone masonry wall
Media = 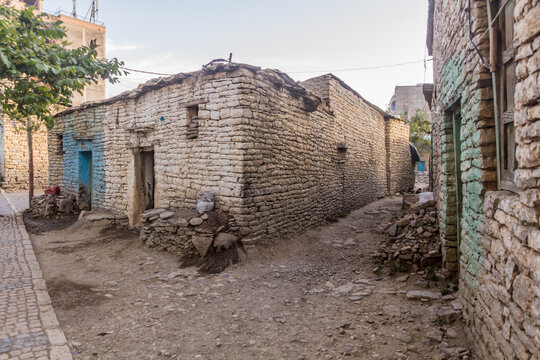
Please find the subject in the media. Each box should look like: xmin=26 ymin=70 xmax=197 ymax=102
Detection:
xmin=0 ymin=117 xmax=5 ymax=181
xmin=474 ymin=1 xmax=539 ymax=358
xmin=51 ymin=67 xmax=253 ymax=225
xmin=0 ymin=4 xmax=106 ymax=192
xmin=0 ymin=118 xmax=48 ymax=191
xmin=430 ymin=0 xmax=539 ymax=358
xmin=236 ymin=73 xmax=391 ymax=242
xmin=48 ymin=107 xmax=106 ymax=208
xmin=51 ymin=63 xmax=414 ymax=241
xmin=386 ymin=117 xmax=415 ymax=195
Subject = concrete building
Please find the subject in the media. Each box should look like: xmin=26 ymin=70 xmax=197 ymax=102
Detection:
xmin=49 ymin=62 xmax=415 ymax=246
xmin=427 ymin=0 xmax=539 ymax=358
xmin=388 ymin=84 xmax=432 ymax=121
xmin=0 ymin=0 xmax=106 ymax=191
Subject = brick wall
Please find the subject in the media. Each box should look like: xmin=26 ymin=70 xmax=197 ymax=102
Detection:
xmin=430 ymin=0 xmax=539 ymax=358
xmin=51 ymin=63 xmax=415 ymax=240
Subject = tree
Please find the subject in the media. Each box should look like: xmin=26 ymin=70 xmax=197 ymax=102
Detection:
xmin=0 ymin=5 xmax=124 ymax=205
xmin=402 ymin=109 xmax=431 ymax=160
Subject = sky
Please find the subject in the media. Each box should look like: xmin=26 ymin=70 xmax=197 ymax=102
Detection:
xmin=42 ymin=0 xmax=433 ymax=110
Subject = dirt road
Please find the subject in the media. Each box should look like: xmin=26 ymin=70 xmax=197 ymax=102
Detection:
xmin=27 ymin=197 xmax=470 ymax=359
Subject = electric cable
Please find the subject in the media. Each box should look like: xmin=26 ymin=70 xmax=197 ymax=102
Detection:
xmin=120 ymin=58 xmax=434 ymax=77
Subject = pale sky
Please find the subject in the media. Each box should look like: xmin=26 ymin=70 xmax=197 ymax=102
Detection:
xmin=43 ymin=0 xmax=433 ymax=110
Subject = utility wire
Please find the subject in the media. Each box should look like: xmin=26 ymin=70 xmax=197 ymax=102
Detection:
xmin=120 ymin=59 xmax=434 ymax=77
xmin=287 ymin=59 xmax=433 ymax=74
xmin=477 ymin=0 xmax=511 ymax=42
xmin=120 ymin=67 xmax=174 ymax=76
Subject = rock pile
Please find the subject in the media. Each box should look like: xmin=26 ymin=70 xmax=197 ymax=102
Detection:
xmin=139 ymin=208 xmax=239 ymax=260
xmin=29 ymin=194 xmax=78 ymax=216
xmin=376 ymin=196 xmax=441 ymax=271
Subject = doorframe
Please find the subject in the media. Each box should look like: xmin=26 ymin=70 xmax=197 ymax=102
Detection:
xmin=78 ymin=150 xmax=93 ymax=210
xmin=128 ymin=146 xmax=155 ymax=226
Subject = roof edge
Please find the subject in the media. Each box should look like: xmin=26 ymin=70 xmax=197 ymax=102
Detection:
xmin=55 ymin=62 xmax=317 ymax=117
xmin=320 ymin=73 xmax=395 ymax=120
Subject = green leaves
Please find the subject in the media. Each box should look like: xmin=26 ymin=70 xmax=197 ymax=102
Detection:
xmin=0 ymin=4 xmax=125 ymax=129
xmin=407 ymin=109 xmax=431 ymax=160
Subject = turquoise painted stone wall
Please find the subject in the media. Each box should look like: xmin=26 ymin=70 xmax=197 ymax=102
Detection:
xmin=430 ymin=0 xmax=539 ymax=358
xmin=57 ymin=108 xmax=106 ymax=209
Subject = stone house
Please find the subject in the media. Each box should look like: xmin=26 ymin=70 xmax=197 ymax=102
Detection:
xmin=427 ymin=0 xmax=539 ymax=358
xmin=49 ymin=62 xmax=415 ymax=243
xmin=0 ymin=0 xmax=106 ymax=191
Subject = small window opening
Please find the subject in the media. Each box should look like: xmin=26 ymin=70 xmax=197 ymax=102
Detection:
xmin=57 ymin=134 xmax=64 ymax=155
xmin=186 ymin=105 xmax=199 ymax=139
xmin=115 ymin=108 xmax=120 ymax=127
xmin=391 ymin=101 xmax=396 ymax=111
xmin=337 ymin=144 xmax=347 ymax=162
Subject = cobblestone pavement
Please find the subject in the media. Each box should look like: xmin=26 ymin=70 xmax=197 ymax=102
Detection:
xmin=2 ymin=193 xmax=29 ymax=214
xmin=0 ymin=191 xmax=72 ymax=360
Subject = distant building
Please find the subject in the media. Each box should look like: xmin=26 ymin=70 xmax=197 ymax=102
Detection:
xmin=0 ymin=0 xmax=106 ymax=191
xmin=388 ymin=84 xmax=432 ymax=121
xmin=1 ymin=0 xmax=43 ymax=11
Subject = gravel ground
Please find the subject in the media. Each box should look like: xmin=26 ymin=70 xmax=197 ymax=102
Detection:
xmin=28 ymin=196 xmax=470 ymax=360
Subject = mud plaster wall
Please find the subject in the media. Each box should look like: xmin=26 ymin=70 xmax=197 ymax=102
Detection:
xmin=51 ymin=65 xmax=414 ymax=240
xmin=430 ymin=0 xmax=539 ymax=358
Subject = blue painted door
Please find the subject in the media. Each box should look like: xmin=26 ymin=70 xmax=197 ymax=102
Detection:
xmin=79 ymin=151 xmax=92 ymax=210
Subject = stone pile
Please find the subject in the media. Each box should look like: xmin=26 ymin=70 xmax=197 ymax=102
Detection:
xmin=377 ymin=198 xmax=441 ymax=271
xmin=29 ymin=194 xmax=78 ymax=216
xmin=139 ymin=208 xmax=239 ymax=260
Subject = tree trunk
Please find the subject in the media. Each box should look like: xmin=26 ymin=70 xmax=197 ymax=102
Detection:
xmin=27 ymin=118 xmax=34 ymax=208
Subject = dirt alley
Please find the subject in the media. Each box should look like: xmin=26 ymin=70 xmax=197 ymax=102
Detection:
xmin=27 ymin=196 xmax=470 ymax=360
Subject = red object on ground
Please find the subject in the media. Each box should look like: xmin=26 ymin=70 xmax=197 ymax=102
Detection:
xmin=44 ymin=185 xmax=60 ymax=195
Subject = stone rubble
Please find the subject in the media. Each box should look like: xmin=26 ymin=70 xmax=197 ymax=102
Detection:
xmin=29 ymin=193 xmax=78 ymax=216
xmin=376 ymin=197 xmax=441 ymax=271
xmin=139 ymin=207 xmax=238 ymax=260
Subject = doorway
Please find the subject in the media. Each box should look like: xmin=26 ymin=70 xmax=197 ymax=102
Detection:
xmin=78 ymin=151 xmax=93 ymax=210
xmin=140 ymin=150 xmax=155 ymax=211
xmin=132 ymin=148 xmax=155 ymax=225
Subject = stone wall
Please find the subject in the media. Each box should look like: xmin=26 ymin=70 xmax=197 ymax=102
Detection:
xmin=236 ymin=73 xmax=393 ymax=242
xmin=0 ymin=117 xmax=4 ymax=181
xmin=385 ymin=117 xmax=415 ymax=195
xmin=48 ymin=107 xmax=107 ymax=209
xmin=50 ymin=63 xmax=414 ymax=241
xmin=0 ymin=3 xmax=106 ymax=192
xmin=50 ymin=66 xmax=257 ymax=225
xmin=429 ymin=0 xmax=539 ymax=358
xmin=0 ymin=118 xmax=48 ymax=192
